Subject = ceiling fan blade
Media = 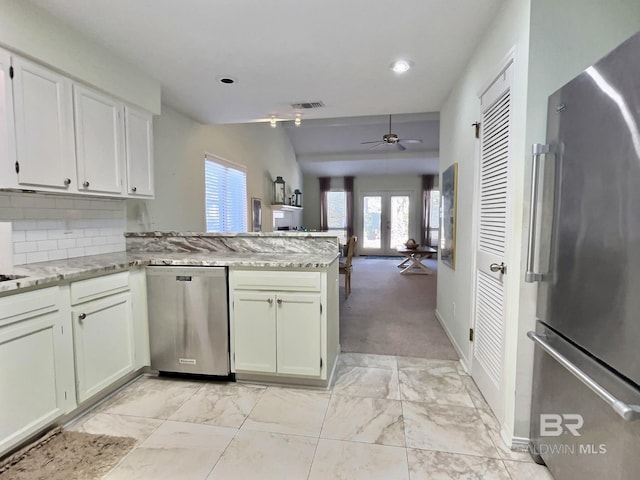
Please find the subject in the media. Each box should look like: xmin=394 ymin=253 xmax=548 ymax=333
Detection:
xmin=369 ymin=142 xmax=387 ymax=150
xmin=361 ymin=140 xmax=383 ymax=144
xmin=399 ymin=139 xmax=423 ymax=144
xmin=396 ymin=142 xmax=407 ymax=151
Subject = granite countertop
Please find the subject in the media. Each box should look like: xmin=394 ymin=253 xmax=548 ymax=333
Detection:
xmin=0 ymin=251 xmax=339 ymax=294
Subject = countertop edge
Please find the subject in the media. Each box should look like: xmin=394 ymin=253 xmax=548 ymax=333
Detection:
xmin=0 ymin=252 xmax=340 ymax=295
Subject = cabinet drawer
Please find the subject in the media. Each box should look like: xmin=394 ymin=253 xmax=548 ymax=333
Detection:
xmin=232 ymin=270 xmax=321 ymax=292
xmin=0 ymin=287 xmax=59 ymax=328
xmin=70 ymin=271 xmax=130 ymax=305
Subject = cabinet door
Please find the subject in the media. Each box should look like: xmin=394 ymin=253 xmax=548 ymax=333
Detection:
xmin=0 ymin=311 xmax=67 ymax=456
xmin=125 ymin=106 xmax=154 ymax=197
xmin=74 ymin=84 xmax=124 ymax=195
xmin=12 ymin=56 xmax=76 ymax=191
xmin=72 ymin=292 xmax=134 ymax=403
xmin=276 ymin=293 xmax=321 ymax=376
xmin=0 ymin=48 xmax=16 ymax=186
xmin=233 ymin=291 xmax=276 ymax=373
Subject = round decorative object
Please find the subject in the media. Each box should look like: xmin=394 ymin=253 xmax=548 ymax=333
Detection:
xmin=405 ymin=238 xmax=418 ymax=249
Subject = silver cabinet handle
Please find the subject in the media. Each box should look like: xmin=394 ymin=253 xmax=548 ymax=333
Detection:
xmin=525 ymin=143 xmax=549 ymax=282
xmin=63 ymin=178 xmax=71 ymax=186
xmin=528 ymin=331 xmax=640 ymax=421
xmin=277 ymin=298 xmax=283 ymax=305
xmin=489 ymin=262 xmax=506 ymax=274
xmin=78 ymin=313 xmax=87 ymax=321
xmin=131 ymin=186 xmax=137 ymax=192
xmin=83 ymin=181 xmax=90 ymax=188
xmin=267 ymin=298 xmax=273 ymax=304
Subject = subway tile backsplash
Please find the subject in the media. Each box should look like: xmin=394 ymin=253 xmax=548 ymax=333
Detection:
xmin=0 ymin=191 xmax=126 ymax=266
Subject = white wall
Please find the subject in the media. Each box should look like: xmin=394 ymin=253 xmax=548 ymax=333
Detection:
xmin=127 ymin=105 xmax=302 ymax=232
xmin=439 ymin=0 xmax=640 ymax=445
xmin=0 ymin=0 xmax=160 ymax=113
xmin=437 ymin=0 xmax=531 ymax=440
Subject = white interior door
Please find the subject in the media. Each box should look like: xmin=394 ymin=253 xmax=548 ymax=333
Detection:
xmin=360 ymin=191 xmax=412 ymax=256
xmin=471 ymin=61 xmax=514 ymax=421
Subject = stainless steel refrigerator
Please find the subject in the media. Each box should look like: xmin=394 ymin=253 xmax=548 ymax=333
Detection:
xmin=527 ymin=32 xmax=640 ymax=480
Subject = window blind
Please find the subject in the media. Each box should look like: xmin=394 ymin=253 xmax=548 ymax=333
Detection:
xmin=204 ymin=155 xmax=247 ymax=232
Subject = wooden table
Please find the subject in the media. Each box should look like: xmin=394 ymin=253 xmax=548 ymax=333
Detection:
xmin=396 ymin=246 xmax=437 ymax=275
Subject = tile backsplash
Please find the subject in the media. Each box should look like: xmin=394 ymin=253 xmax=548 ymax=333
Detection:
xmin=0 ymin=191 xmax=126 ymax=266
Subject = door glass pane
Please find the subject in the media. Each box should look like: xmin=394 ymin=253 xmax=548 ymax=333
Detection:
xmin=362 ymin=196 xmax=381 ymax=249
xmin=390 ymin=195 xmax=410 ymax=249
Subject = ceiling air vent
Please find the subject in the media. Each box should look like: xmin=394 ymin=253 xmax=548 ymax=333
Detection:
xmin=290 ymin=101 xmax=325 ymax=109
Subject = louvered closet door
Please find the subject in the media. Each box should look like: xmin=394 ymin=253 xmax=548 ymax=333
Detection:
xmin=471 ymin=62 xmax=514 ymax=421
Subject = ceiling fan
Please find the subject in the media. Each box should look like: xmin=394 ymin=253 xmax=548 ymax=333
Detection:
xmin=360 ymin=115 xmax=423 ymax=151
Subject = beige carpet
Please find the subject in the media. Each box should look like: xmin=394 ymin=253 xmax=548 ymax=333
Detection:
xmin=339 ymin=256 xmax=459 ymax=360
xmin=0 ymin=429 xmax=136 ymax=480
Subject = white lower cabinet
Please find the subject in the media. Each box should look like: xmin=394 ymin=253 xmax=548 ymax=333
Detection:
xmin=231 ymin=269 xmax=327 ymax=379
xmin=70 ymin=273 xmax=134 ymax=403
xmin=0 ymin=287 xmax=75 ymax=457
xmin=233 ymin=291 xmax=277 ymax=373
xmin=0 ymin=269 xmax=148 ymax=456
xmin=276 ymin=293 xmax=321 ymax=376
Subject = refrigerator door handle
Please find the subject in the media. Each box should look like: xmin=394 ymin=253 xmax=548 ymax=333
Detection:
xmin=525 ymin=143 xmax=549 ymax=282
xmin=528 ymin=331 xmax=640 ymax=421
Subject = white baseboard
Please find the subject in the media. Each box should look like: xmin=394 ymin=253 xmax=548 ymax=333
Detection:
xmin=500 ymin=426 xmax=530 ymax=451
xmin=434 ymin=309 xmax=469 ymax=366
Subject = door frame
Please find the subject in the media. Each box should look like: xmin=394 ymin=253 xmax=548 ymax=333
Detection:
xmin=357 ymin=189 xmax=417 ymax=256
xmin=468 ymin=49 xmax=516 ymax=422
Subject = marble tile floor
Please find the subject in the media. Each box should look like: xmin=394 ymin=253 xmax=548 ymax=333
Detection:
xmin=68 ymin=353 xmax=554 ymax=480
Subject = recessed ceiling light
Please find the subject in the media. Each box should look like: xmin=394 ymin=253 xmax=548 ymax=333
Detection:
xmin=390 ymin=60 xmax=413 ymax=74
xmin=217 ymin=75 xmax=238 ymax=85
xmin=270 ymin=115 xmax=277 ymax=128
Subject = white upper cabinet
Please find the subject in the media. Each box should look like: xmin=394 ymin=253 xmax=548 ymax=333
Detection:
xmin=12 ymin=56 xmax=76 ymax=191
xmin=73 ymin=84 xmax=125 ymax=195
xmin=0 ymin=47 xmax=154 ymax=198
xmin=125 ymin=106 xmax=154 ymax=197
xmin=0 ymin=49 xmax=16 ymax=182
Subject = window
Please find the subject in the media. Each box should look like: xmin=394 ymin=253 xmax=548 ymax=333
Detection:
xmin=428 ymin=190 xmax=440 ymax=247
xmin=327 ymin=190 xmax=347 ymax=244
xmin=204 ymin=154 xmax=247 ymax=232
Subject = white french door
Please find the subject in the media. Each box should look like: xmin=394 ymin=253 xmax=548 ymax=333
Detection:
xmin=359 ymin=191 xmax=413 ymax=256
xmin=471 ymin=60 xmax=514 ymax=422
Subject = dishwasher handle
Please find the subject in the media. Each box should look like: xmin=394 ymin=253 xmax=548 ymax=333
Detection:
xmin=176 ymin=276 xmax=192 ymax=281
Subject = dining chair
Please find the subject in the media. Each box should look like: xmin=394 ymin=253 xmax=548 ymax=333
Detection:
xmin=339 ymin=236 xmax=357 ymax=298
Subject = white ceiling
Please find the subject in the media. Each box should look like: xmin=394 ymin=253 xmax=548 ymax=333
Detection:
xmin=28 ymin=0 xmax=504 ymax=175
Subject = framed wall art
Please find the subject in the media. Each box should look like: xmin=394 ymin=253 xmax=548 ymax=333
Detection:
xmin=440 ymin=163 xmax=458 ymax=269
xmin=251 ymin=197 xmax=262 ymax=232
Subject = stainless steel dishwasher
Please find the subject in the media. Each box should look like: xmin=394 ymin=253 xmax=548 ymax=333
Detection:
xmin=146 ymin=266 xmax=230 ymax=376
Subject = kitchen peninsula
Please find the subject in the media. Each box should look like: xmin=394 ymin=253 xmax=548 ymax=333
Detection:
xmin=0 ymin=232 xmax=340 ymax=457
xmin=126 ymin=231 xmax=341 ymax=388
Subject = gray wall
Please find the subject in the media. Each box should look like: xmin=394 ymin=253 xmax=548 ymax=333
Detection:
xmin=127 ymin=106 xmax=302 ymax=232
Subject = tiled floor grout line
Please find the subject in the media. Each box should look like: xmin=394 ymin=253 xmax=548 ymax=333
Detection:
xmin=198 ymin=382 xmax=270 ymax=479
xmin=304 ymin=384 xmax=333 ymax=480
xmin=78 ymin=354 xmax=551 ymax=479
